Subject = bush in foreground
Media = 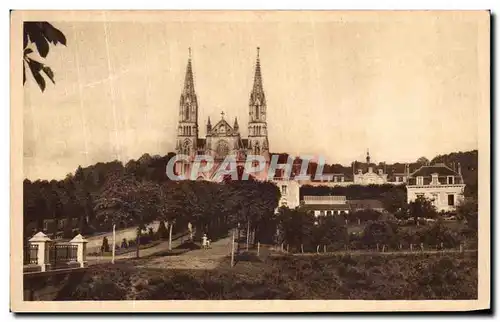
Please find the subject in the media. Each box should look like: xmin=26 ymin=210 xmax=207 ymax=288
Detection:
xmin=54 ymin=252 xmax=477 ymax=300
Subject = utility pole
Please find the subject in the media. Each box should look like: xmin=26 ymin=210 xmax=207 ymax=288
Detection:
xmin=237 ymin=222 xmax=241 ymax=253
xmin=230 ymin=228 xmax=235 ymax=267
xmin=246 ymin=220 xmax=250 ymax=251
xmin=111 ymin=224 xmax=116 ymax=264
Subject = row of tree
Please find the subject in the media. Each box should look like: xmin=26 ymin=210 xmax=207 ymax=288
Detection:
xmin=24 ymin=155 xmax=282 ymax=257
xmin=276 ymin=196 xmax=478 ymax=253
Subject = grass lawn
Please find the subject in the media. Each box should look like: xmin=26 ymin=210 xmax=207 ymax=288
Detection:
xmin=53 ymin=250 xmax=477 ymax=300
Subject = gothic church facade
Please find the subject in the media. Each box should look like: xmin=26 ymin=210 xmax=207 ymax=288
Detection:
xmin=174 ymin=48 xmax=270 ymax=180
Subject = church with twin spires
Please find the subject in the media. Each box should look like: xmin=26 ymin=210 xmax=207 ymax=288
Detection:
xmin=174 ymin=48 xmax=270 ymax=180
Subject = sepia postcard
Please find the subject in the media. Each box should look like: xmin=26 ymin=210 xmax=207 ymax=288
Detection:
xmin=10 ymin=10 xmax=490 ymax=312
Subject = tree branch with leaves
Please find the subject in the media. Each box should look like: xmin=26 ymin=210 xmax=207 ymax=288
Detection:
xmin=23 ymin=22 xmax=66 ymax=91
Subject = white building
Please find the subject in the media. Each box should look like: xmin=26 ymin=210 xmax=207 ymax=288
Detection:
xmin=300 ymin=195 xmax=351 ymax=217
xmin=406 ymin=163 xmax=466 ymax=212
xmin=274 ymin=179 xmax=301 ymax=210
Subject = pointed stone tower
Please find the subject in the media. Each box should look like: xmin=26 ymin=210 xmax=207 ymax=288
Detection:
xmin=248 ymin=47 xmax=270 ymax=160
xmin=206 ymin=116 xmax=212 ymax=133
xmin=233 ymin=117 xmax=239 ymax=132
xmin=176 ymin=48 xmax=199 ymax=159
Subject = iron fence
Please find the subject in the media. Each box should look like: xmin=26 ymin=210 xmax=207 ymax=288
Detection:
xmin=48 ymin=243 xmax=78 ymax=266
xmin=23 ymin=244 xmax=39 ymax=265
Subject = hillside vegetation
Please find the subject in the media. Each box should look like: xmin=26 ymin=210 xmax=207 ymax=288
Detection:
xmin=54 ymin=251 xmax=477 ymax=300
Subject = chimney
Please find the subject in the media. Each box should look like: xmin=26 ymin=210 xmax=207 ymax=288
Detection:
xmin=457 ymin=162 xmax=462 ymax=175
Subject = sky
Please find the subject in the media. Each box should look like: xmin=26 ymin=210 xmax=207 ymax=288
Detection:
xmin=23 ymin=12 xmax=482 ymax=180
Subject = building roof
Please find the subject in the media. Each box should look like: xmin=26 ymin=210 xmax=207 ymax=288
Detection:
xmin=347 ymin=199 xmax=384 ymax=210
xmin=303 ymin=195 xmax=346 ymax=203
xmin=410 ymin=164 xmax=458 ymax=177
xmin=300 ymin=204 xmax=351 ymax=211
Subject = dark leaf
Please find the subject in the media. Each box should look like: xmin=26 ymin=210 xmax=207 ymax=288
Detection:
xmin=24 ymin=48 xmax=33 ymax=55
xmin=27 ymin=58 xmax=46 ymax=91
xmin=42 ymin=66 xmax=55 ymax=84
xmin=23 ymin=63 xmax=26 ymax=85
xmin=41 ymin=22 xmax=67 ymax=46
xmin=26 ymin=57 xmax=43 ymax=72
xmin=33 ymin=35 xmax=49 ymax=58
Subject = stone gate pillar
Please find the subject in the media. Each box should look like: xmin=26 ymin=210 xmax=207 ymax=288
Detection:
xmin=70 ymin=234 xmax=88 ymax=268
xmin=28 ymin=232 xmax=52 ymax=272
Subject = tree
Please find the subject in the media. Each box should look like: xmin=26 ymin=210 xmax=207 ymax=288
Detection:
xmin=352 ymin=209 xmax=382 ymax=223
xmin=408 ymin=195 xmax=437 ymax=224
xmin=416 ymin=157 xmax=430 ymax=165
xmin=382 ymin=188 xmax=408 ymax=214
xmin=362 ymin=220 xmax=399 ymax=248
xmin=456 ymin=197 xmax=478 ymax=231
xmin=93 ymin=174 xmax=164 ymax=258
xmin=23 ymin=22 xmax=66 ymax=91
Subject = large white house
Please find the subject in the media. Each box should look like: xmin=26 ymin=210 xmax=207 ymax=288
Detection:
xmin=406 ymin=163 xmax=466 ymax=212
xmin=274 ymin=179 xmax=301 ymax=210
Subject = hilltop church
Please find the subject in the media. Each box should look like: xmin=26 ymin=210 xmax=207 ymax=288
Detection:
xmin=174 ymin=48 xmax=270 ymax=180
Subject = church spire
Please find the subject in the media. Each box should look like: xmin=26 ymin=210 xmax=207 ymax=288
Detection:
xmin=249 ymin=47 xmax=266 ymax=121
xmin=183 ymin=47 xmax=195 ymax=96
xmin=234 ymin=117 xmax=239 ymax=131
xmin=366 ymin=149 xmax=371 ymax=164
xmin=179 ymin=47 xmax=198 ymax=123
xmin=206 ymin=116 xmax=211 ymax=132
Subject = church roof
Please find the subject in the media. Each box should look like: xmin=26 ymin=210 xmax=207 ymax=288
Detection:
xmin=209 ymin=118 xmax=236 ymax=136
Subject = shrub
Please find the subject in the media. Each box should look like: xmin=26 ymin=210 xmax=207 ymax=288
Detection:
xmin=362 ymin=220 xmax=400 ymax=248
xmin=139 ymin=234 xmax=152 ymax=245
xmin=417 ymin=222 xmax=462 ymax=248
xmin=352 ymin=209 xmax=382 ymax=223
xmin=148 ymin=227 xmax=156 ymax=240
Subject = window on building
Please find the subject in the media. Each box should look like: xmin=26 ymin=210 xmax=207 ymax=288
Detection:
xmin=334 ymin=176 xmax=338 ymax=183
xmin=341 ymin=177 xmax=345 ymax=182
xmin=281 ymin=185 xmax=287 ymax=195
xmin=327 ymin=210 xmax=332 ymax=215
xmin=448 ymin=194 xmax=455 ymax=206
xmin=431 ymin=174 xmax=439 ymax=185
xmin=447 ymin=176 xmax=454 ymax=184
xmin=395 ymin=176 xmax=400 ymax=182
xmin=416 ymin=193 xmax=425 ymax=199
xmin=417 ymin=176 xmax=424 ymax=185
xmin=320 ymin=210 xmax=325 ymax=216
